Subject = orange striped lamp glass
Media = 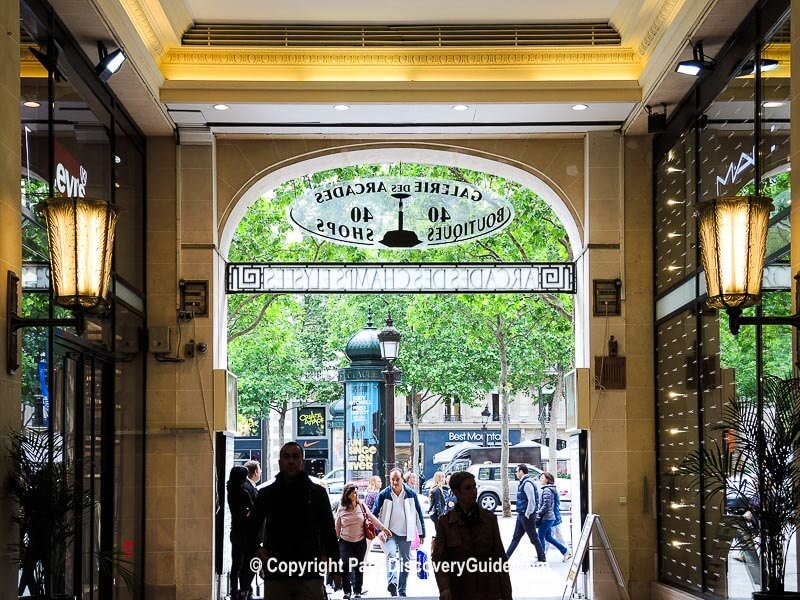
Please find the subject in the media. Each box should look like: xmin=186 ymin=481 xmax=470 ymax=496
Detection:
xmin=37 ymin=197 xmax=118 ymax=310
xmin=698 ymin=196 xmax=772 ymax=310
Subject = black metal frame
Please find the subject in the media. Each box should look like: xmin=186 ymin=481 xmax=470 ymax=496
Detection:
xmin=652 ymin=0 xmax=792 ymax=595
xmin=226 ymin=261 xmax=578 ymax=294
xmin=17 ymin=0 xmax=150 ymax=596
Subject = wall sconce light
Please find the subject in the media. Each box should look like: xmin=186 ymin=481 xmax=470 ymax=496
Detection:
xmin=7 ymin=197 xmax=118 ymax=374
xmin=95 ymin=41 xmax=126 ymax=81
xmin=698 ymin=196 xmax=800 ymax=335
xmin=675 ymin=40 xmax=715 ymax=76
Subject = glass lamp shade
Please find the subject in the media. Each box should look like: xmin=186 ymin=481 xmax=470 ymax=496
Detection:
xmin=698 ymin=196 xmax=772 ymax=310
xmin=37 ymin=197 xmax=118 ymax=310
xmin=378 ymin=317 xmax=401 ymax=362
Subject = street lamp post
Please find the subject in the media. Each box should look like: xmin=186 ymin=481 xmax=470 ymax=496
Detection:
xmin=378 ymin=315 xmax=401 ymax=478
xmin=481 ymin=404 xmax=491 ymax=447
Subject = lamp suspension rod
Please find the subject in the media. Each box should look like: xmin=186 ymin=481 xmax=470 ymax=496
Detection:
xmin=6 ymin=270 xmax=84 ymax=374
xmin=727 ymin=309 xmax=800 ymax=335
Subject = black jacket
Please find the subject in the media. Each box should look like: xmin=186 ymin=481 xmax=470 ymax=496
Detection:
xmin=429 ymin=486 xmax=447 ymax=517
xmin=250 ymin=471 xmax=340 ymax=579
xmin=227 ymin=482 xmax=254 ymax=546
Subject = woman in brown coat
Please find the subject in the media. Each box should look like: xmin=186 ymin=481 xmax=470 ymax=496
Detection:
xmin=431 ymin=471 xmax=512 ymax=600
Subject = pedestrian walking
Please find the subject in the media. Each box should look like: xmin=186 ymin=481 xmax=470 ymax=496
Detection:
xmin=364 ymin=475 xmax=383 ymax=562
xmin=431 ymin=471 xmax=512 ymax=600
xmin=250 ymin=441 xmax=341 ymax=600
xmin=374 ymin=468 xmax=426 ymax=597
xmin=504 ymin=464 xmax=546 ymax=565
xmin=428 ymin=471 xmax=448 ymax=530
xmin=335 ymin=482 xmax=387 ymax=599
xmin=536 ymin=471 xmax=571 ymax=562
xmin=227 ymin=466 xmax=254 ymax=600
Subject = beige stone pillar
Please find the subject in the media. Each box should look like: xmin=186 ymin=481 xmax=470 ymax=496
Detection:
xmin=584 ymin=131 xmax=656 ymax=599
xmin=146 ymin=136 xmax=220 ymax=599
xmin=0 ymin=0 xmax=21 ymax=596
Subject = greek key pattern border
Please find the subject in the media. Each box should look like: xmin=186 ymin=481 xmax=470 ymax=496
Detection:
xmin=226 ymin=262 xmax=576 ymax=295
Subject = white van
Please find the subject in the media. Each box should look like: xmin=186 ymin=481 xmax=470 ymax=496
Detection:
xmin=467 ymin=463 xmax=571 ymax=513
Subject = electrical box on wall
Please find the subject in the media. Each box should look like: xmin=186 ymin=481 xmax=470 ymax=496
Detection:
xmin=565 ymin=368 xmax=590 ymax=432
xmin=593 ymin=279 xmax=622 ymax=316
xmin=213 ymin=369 xmax=238 ymax=433
xmin=148 ymin=327 xmax=172 ymax=354
xmin=180 ymin=280 xmax=209 ymax=317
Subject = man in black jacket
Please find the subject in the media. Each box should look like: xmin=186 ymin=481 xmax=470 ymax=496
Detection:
xmin=250 ymin=442 xmax=341 ymax=600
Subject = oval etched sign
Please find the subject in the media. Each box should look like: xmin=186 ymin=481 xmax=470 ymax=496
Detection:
xmin=288 ymin=177 xmax=514 ymax=249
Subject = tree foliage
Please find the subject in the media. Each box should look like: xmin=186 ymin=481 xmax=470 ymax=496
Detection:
xmin=227 ymin=163 xmax=575 ymax=462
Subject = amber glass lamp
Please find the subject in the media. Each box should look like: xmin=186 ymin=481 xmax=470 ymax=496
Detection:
xmin=7 ymin=197 xmax=118 ymax=373
xmin=37 ymin=197 xmax=119 ymax=310
xmin=698 ymin=195 xmax=800 ymax=336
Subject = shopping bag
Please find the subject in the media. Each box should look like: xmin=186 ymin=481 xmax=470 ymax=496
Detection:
xmin=416 ymin=549 xmax=429 ymax=579
xmin=411 ymin=532 xmax=420 ymax=550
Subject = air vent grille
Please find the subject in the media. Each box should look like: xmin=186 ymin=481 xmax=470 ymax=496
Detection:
xmin=183 ymin=23 xmax=621 ymax=47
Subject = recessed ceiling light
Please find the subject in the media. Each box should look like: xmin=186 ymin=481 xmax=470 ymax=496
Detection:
xmin=23 ymin=101 xmax=40 ymax=108
xmin=213 ymin=104 xmax=230 ymax=111
xmin=571 ymin=104 xmax=588 ymax=111
xmin=334 ymin=105 xmax=350 ymax=111
xmin=452 ymin=104 xmax=469 ymax=111
xmin=763 ymin=101 xmax=783 ymax=108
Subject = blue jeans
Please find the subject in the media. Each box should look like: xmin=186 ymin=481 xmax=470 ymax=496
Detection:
xmin=538 ymin=518 xmax=568 ymax=555
xmin=384 ymin=536 xmax=412 ymax=594
xmin=505 ymin=514 xmax=546 ymax=561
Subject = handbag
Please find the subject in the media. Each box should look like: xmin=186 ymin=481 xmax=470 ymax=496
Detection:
xmin=360 ymin=503 xmax=377 ymax=540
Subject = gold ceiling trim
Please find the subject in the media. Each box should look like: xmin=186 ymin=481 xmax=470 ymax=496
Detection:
xmin=638 ymin=0 xmax=681 ymax=57
xmin=121 ymin=0 xmax=165 ymax=56
xmin=160 ymin=46 xmax=641 ymax=82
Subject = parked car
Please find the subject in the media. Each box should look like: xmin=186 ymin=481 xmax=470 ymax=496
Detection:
xmin=321 ymin=467 xmax=345 ymax=495
xmin=468 ymin=463 xmax=571 ymax=513
xmin=726 ymin=474 xmax=754 ymax=515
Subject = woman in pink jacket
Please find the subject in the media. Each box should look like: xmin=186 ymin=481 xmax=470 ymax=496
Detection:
xmin=335 ymin=483 xmax=389 ymax=599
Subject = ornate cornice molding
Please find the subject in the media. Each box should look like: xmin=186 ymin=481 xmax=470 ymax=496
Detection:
xmin=160 ymin=46 xmax=641 ymax=84
xmin=121 ymin=0 xmax=165 ymax=56
xmin=162 ymin=46 xmax=639 ymax=68
xmin=638 ymin=0 xmax=681 ymax=57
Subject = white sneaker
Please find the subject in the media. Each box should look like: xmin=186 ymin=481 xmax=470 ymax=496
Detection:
xmin=531 ymin=560 xmax=547 ymax=567
xmin=563 ymin=552 xmax=572 ymax=563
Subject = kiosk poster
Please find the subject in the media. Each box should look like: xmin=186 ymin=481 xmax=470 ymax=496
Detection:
xmin=345 ymin=381 xmax=381 ymax=482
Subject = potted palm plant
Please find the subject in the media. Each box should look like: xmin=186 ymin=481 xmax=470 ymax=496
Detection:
xmin=6 ymin=428 xmax=84 ymax=599
xmin=680 ymin=375 xmax=800 ymax=599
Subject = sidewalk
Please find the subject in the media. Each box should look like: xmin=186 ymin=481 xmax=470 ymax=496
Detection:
xmin=341 ymin=514 xmax=572 ymax=599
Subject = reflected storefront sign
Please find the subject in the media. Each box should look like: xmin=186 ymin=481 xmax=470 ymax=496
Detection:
xmin=288 ymin=176 xmax=514 ymax=249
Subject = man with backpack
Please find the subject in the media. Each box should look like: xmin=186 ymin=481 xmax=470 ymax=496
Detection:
xmin=504 ymin=464 xmax=547 ymax=565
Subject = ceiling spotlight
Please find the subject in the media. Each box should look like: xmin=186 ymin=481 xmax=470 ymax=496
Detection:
xmin=675 ymin=41 xmax=714 ymax=76
xmin=737 ymin=58 xmax=779 ymax=76
xmin=213 ymin=104 xmax=230 ymax=111
xmin=571 ymin=104 xmax=588 ymax=111
xmin=452 ymin=104 xmax=469 ymax=111
xmin=763 ymin=101 xmax=784 ymax=109
xmin=334 ymin=105 xmax=350 ymax=111
xmin=95 ymin=41 xmax=126 ymax=81
xmin=23 ymin=101 xmax=40 ymax=108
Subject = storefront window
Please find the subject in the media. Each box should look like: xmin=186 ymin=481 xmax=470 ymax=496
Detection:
xmin=18 ymin=1 xmax=146 ymax=597
xmin=655 ymin=4 xmax=792 ymax=597
xmin=655 ymin=131 xmax=696 ymax=294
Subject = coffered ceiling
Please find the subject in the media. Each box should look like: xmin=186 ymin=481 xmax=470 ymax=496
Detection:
xmin=44 ymin=0 xmax=762 ymax=136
